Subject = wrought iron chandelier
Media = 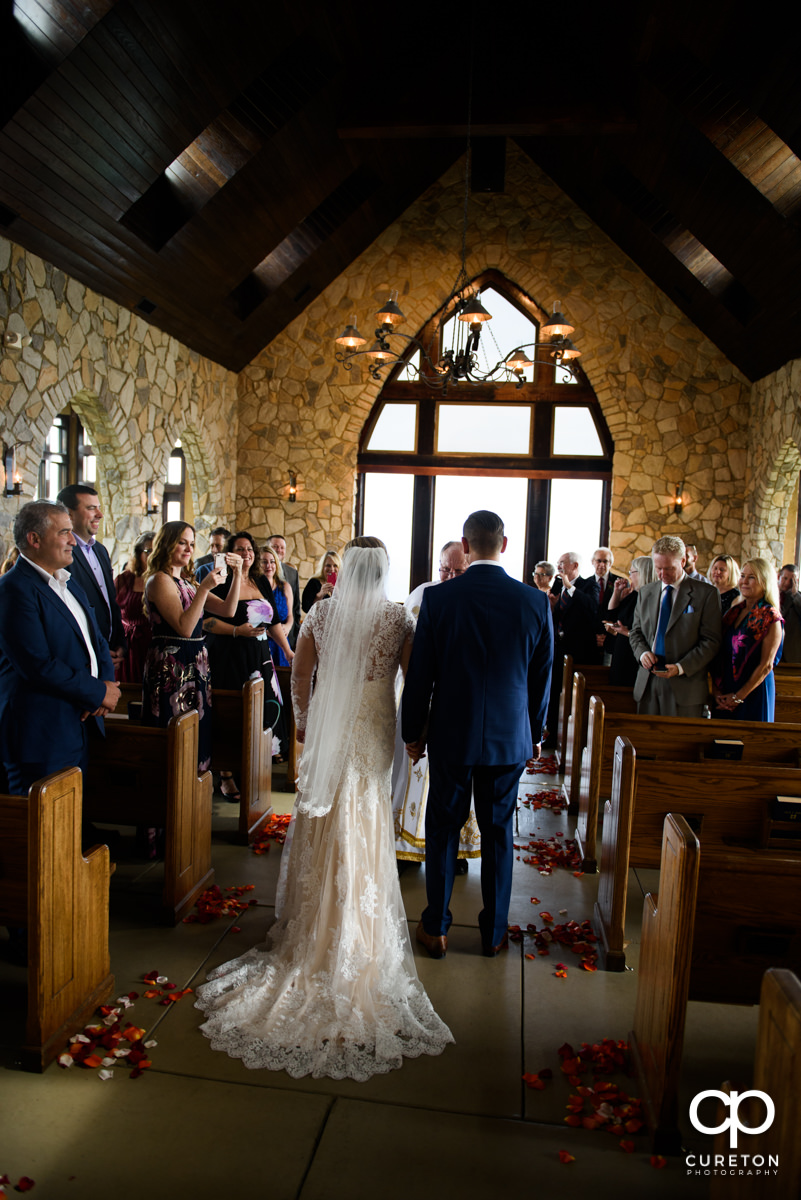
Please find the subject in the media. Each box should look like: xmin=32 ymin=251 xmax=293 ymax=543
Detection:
xmin=334 ymin=141 xmax=583 ymax=392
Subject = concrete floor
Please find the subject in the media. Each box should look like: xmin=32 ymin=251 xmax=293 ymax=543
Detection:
xmin=1 ymin=766 xmax=759 ymax=1198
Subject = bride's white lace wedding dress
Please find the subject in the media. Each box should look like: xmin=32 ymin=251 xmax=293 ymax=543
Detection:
xmin=195 ymin=597 xmax=454 ymax=1081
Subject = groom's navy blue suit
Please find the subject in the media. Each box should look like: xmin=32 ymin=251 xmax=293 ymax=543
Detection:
xmin=402 ymin=562 xmax=554 ymax=948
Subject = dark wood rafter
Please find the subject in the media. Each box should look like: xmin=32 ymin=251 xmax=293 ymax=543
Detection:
xmin=0 ymin=0 xmax=799 ymax=379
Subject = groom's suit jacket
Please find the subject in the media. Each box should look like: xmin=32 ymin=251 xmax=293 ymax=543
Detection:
xmin=0 ymin=557 xmax=113 ymax=768
xmin=66 ymin=538 xmax=126 ymax=654
xmin=401 ymin=563 xmax=554 ymax=765
xmin=629 ymin=576 xmax=721 ymax=706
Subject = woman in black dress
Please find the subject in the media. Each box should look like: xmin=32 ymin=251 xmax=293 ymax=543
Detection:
xmin=708 ymin=554 xmax=741 ymax=616
xmin=204 ymin=531 xmax=294 ymax=799
xmin=603 ymin=555 xmax=655 ymax=686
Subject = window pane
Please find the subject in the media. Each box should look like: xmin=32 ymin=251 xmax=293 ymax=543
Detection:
xmin=552 ymin=407 xmax=604 ymax=456
xmin=366 ymin=403 xmax=417 ymax=452
xmin=166 ymin=500 xmax=182 ymax=523
xmin=437 ymin=405 xmax=531 ymax=454
xmin=361 ymin=472 xmax=415 ymax=601
xmin=167 ymin=452 xmax=184 ymax=485
xmin=433 ymin=475 xmax=528 ymax=583
xmin=440 ymin=288 xmax=538 ymax=381
xmin=83 ymin=454 xmax=97 ymax=483
xmin=546 ymin=479 xmax=604 ymax=570
xmin=396 ymin=350 xmax=420 ymax=382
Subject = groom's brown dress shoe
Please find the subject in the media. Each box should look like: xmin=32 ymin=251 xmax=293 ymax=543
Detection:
xmin=416 ymin=921 xmax=447 ymax=959
xmin=482 ymin=933 xmax=509 ymax=957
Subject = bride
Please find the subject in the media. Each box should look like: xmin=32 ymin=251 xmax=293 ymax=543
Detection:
xmin=195 ymin=536 xmax=453 ymax=1080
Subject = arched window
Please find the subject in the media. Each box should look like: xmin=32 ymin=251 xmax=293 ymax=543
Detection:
xmin=356 ymin=272 xmax=612 ymax=599
xmin=37 ymin=407 xmax=96 ymax=499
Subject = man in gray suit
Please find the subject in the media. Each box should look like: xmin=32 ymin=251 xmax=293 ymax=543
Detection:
xmin=629 ymin=534 xmax=721 ymax=717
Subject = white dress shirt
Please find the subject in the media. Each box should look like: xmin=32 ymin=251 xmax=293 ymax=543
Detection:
xmin=22 ymin=554 xmax=98 ymax=677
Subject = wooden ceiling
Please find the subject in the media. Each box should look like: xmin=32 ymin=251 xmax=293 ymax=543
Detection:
xmin=1 ymin=0 xmax=800 ymax=380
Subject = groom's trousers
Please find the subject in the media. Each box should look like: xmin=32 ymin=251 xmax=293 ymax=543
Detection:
xmin=422 ymin=758 xmax=525 ymax=948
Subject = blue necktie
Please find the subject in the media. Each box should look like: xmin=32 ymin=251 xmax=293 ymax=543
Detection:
xmin=654 ymin=585 xmax=673 ymax=659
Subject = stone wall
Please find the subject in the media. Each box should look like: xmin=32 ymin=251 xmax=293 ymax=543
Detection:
xmin=743 ymin=358 xmax=801 ymax=564
xmin=237 ymin=144 xmax=751 ymax=581
xmin=0 ymin=237 xmax=238 ymax=568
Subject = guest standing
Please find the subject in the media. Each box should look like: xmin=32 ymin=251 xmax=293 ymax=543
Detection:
xmin=711 ymin=558 xmax=784 ymax=722
xmin=778 ymin=563 xmax=801 ymax=664
xmin=114 ymin=531 xmax=155 ymax=683
xmin=301 ymin=549 xmax=341 ymax=612
xmin=603 ymin=555 xmax=655 ymax=686
xmin=142 ymin=522 xmax=242 ymax=772
xmin=708 ymin=554 xmax=741 ymax=617
xmin=260 ymin=545 xmax=294 ymax=667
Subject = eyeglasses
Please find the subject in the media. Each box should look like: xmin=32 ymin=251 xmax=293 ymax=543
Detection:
xmin=532 ymin=571 xmax=551 ymax=579
xmin=439 ymin=564 xmax=467 ymax=578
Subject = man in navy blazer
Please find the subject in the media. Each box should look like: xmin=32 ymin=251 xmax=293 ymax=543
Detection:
xmin=0 ymin=501 xmax=120 ymax=794
xmin=402 ymin=510 xmax=554 ymax=958
xmin=56 ymin=482 xmax=126 ymax=667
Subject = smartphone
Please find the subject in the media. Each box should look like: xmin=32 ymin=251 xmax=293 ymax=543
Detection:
xmin=326 ymin=572 xmax=338 ymax=586
xmin=652 ymin=654 xmax=666 ymax=671
xmin=214 ymin=552 xmax=228 ymax=581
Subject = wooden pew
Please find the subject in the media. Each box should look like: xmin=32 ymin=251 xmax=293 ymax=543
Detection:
xmin=0 ymin=768 xmax=114 ymax=1071
xmin=276 ymin=666 xmax=298 ymax=792
xmin=575 ymin=696 xmax=801 ymax=872
xmin=211 ymin=679 xmax=273 ymax=842
xmin=83 ymin=710 xmax=213 ymax=924
xmin=595 ymin=736 xmax=801 ymax=971
xmin=562 ymin=670 xmax=637 ymax=811
xmin=774 ymin=673 xmax=801 ymax=723
xmin=630 ymin=812 xmax=801 ymax=1156
xmin=629 ymin=812 xmax=699 ymax=1155
xmin=710 ymin=969 xmax=801 ymax=1197
xmin=555 ymin=657 xmax=627 ymax=768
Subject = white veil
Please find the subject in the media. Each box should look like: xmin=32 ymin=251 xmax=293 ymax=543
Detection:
xmin=295 ymin=545 xmax=389 ymax=819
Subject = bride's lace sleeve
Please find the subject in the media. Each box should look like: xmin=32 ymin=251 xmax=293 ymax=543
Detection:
xmin=290 ymin=608 xmax=323 ymax=738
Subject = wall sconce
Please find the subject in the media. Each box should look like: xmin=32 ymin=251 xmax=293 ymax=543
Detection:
xmin=3 ymin=444 xmax=22 ymax=497
xmin=288 ymin=470 xmax=297 ymax=503
xmin=671 ymin=481 xmax=685 ymax=516
xmin=145 ymin=481 xmax=160 ymax=516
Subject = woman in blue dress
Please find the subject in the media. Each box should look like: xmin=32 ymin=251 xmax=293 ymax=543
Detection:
xmin=261 ymin=545 xmax=294 ymax=667
xmin=142 ymin=522 xmax=243 ymax=771
xmin=711 ymin=558 xmax=784 ymax=722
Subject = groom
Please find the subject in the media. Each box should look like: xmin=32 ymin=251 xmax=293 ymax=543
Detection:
xmin=402 ymin=510 xmax=554 ymax=958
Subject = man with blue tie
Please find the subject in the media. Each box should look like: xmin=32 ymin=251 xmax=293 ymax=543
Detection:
xmin=629 ymin=534 xmax=721 ymax=717
xmin=0 ymin=501 xmax=120 ymax=794
xmin=56 ymin=483 xmax=126 ymax=668
xmin=402 ymin=510 xmax=553 ymax=959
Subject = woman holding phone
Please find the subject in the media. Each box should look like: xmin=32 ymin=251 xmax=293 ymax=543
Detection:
xmin=301 ymin=549 xmax=341 ymax=612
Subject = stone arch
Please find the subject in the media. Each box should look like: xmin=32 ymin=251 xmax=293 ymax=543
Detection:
xmin=746 ymin=435 xmax=801 ymax=565
xmin=161 ymin=406 xmax=224 ymax=538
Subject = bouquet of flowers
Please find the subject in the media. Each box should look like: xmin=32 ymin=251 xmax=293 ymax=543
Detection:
xmin=246 ymin=598 xmax=274 ymax=640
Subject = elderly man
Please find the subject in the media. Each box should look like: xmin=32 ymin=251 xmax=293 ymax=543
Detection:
xmin=266 ymin=534 xmax=301 ymax=649
xmin=56 ymin=482 xmax=126 ymax=668
xmin=0 ymin=501 xmax=119 ymax=794
xmin=543 ymin=551 xmax=600 ymax=745
xmin=779 ymin=564 xmax=801 ymax=664
xmin=629 ymin=534 xmax=721 ymax=717
xmin=405 ymin=540 xmax=468 ymax=619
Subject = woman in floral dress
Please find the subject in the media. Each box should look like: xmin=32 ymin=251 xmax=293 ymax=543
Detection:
xmin=711 ymin=557 xmax=784 ymax=722
xmin=142 ymin=522 xmax=243 ymax=771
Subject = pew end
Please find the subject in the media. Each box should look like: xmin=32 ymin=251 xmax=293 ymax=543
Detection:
xmin=710 ymin=969 xmax=801 ymax=1198
xmin=211 ymin=679 xmax=273 ymax=844
xmin=629 ymin=812 xmax=700 ymax=1155
xmin=84 ymin=710 xmax=213 ymax=925
xmin=0 ymin=768 xmax=114 ymax=1072
xmin=593 ymin=736 xmax=636 ymax=971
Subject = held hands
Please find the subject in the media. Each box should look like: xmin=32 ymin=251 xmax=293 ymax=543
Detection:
xmin=405 ymin=739 xmax=426 ymax=764
xmin=714 ymin=691 xmax=739 ymax=711
xmin=81 ymin=680 xmax=121 ymax=721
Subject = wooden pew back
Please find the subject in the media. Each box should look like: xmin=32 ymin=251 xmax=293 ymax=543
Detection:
xmin=211 ymin=679 xmax=273 ymax=842
xmin=84 ymin=710 xmax=213 ymax=923
xmin=711 ymin=970 xmax=801 ymax=1197
xmin=575 ymin=696 xmax=801 ymax=870
xmin=563 ymin=671 xmax=637 ymax=812
xmin=629 ymin=812 xmax=699 ymax=1155
xmin=0 ymin=769 xmax=114 ymax=1070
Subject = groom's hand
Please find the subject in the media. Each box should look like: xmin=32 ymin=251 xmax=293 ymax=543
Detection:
xmin=531 ymin=742 xmax=542 ymax=761
xmin=405 ymin=739 xmax=426 ymax=764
